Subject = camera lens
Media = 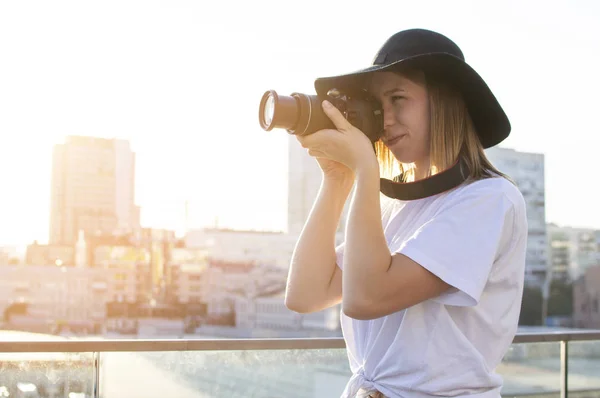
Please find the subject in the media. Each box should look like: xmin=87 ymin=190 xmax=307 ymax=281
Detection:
xmin=263 ymin=95 xmax=275 ymax=126
xmin=259 ymin=90 xmax=301 ymax=132
xmin=258 ymin=90 xmax=339 ymax=137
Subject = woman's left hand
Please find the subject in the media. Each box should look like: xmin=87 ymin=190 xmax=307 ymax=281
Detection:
xmin=297 ymin=100 xmax=379 ymax=175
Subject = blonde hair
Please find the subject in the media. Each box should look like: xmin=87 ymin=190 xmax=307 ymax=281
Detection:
xmin=375 ymin=68 xmax=508 ymax=184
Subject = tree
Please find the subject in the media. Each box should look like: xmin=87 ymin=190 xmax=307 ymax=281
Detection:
xmin=548 ymin=279 xmax=573 ymax=317
xmin=519 ymin=286 xmax=543 ymax=326
xmin=518 ymin=280 xmax=574 ymax=326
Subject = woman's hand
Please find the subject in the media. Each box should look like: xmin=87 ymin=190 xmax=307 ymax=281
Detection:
xmin=297 ymin=100 xmax=379 ymax=178
xmin=314 ymin=157 xmax=355 ymax=183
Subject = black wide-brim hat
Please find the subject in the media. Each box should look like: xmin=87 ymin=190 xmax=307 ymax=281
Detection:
xmin=314 ymin=29 xmax=510 ymax=149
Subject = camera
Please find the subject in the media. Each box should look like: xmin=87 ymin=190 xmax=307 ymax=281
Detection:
xmin=258 ymin=89 xmax=384 ymax=143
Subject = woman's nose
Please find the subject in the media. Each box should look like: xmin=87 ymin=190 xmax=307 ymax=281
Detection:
xmin=382 ymin=106 xmax=396 ymax=130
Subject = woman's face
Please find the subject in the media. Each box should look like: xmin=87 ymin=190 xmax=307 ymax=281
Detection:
xmin=368 ymin=71 xmax=431 ymax=169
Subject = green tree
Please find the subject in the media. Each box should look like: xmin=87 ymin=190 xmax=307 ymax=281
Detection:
xmin=518 ymin=280 xmax=574 ymax=326
xmin=519 ymin=286 xmax=543 ymax=326
xmin=548 ymin=279 xmax=573 ymax=317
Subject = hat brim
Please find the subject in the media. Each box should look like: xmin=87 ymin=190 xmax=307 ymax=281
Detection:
xmin=314 ymin=53 xmax=510 ymax=149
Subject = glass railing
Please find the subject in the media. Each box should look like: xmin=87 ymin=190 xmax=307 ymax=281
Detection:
xmin=0 ymin=331 xmax=598 ymax=397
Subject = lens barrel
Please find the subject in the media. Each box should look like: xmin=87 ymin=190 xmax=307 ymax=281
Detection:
xmin=258 ymin=90 xmax=336 ymax=137
xmin=259 ymin=90 xmax=300 ymax=131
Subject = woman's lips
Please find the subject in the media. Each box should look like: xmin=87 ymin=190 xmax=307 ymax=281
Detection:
xmin=386 ymin=134 xmax=406 ymax=146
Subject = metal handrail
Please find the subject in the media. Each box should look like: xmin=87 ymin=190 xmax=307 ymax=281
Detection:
xmin=1 ymin=330 xmax=599 ymax=398
xmin=0 ymin=330 xmax=599 ymax=353
xmin=513 ymin=330 xmax=600 ymax=343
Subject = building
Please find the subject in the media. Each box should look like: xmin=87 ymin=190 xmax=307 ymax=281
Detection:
xmin=235 ymin=293 xmax=340 ymax=332
xmin=164 ymin=249 xmax=336 ymax=332
xmin=0 ymin=264 xmax=137 ymax=334
xmin=0 ymin=240 xmax=163 ymax=334
xmin=573 ymin=264 xmax=600 ymax=329
xmin=548 ymin=223 xmax=599 ymax=281
xmin=287 ymin=135 xmax=350 ymax=237
xmin=485 ymin=147 xmax=550 ymax=285
xmin=166 ymin=252 xmax=287 ymax=310
xmin=185 ymin=228 xmax=298 ymax=269
xmin=165 ymin=247 xmax=209 ymax=306
xmin=92 ymin=244 xmax=153 ymax=304
xmin=49 ymin=135 xmax=140 ymax=245
xmin=0 ymin=246 xmax=21 ymax=265
xmin=134 ymin=227 xmax=177 ymax=291
xmin=25 ymin=241 xmax=74 ymax=266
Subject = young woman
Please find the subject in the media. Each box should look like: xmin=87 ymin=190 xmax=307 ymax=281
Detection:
xmin=285 ymin=29 xmax=528 ymax=398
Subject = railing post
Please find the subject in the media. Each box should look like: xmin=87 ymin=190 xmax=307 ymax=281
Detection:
xmin=93 ymin=351 xmax=101 ymax=398
xmin=560 ymin=340 xmax=568 ymax=398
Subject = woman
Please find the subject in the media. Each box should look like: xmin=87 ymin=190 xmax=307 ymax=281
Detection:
xmin=285 ymin=29 xmax=528 ymax=397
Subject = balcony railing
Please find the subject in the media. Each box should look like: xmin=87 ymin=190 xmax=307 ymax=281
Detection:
xmin=0 ymin=330 xmax=599 ymax=398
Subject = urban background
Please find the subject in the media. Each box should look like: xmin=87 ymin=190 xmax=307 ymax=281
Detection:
xmin=1 ymin=134 xmax=598 ymax=340
xmin=2 ymin=2 xmax=600 ymax=397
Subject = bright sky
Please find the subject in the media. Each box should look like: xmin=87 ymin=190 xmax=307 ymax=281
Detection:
xmin=1 ymin=0 xmax=599 ymax=246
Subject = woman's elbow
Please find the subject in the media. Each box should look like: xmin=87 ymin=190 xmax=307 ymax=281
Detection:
xmin=342 ymin=297 xmax=379 ymax=320
xmin=342 ymin=294 xmax=406 ymax=320
xmin=284 ymin=294 xmax=312 ymax=314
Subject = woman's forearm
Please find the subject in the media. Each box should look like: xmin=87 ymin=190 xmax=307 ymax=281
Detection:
xmin=343 ymin=164 xmax=392 ymax=310
xmin=285 ymin=177 xmax=354 ymax=313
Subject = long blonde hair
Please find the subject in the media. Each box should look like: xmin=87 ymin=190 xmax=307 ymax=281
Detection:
xmin=375 ymin=68 xmax=508 ymax=183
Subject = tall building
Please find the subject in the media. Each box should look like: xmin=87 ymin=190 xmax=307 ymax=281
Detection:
xmin=548 ymin=223 xmax=599 ymax=281
xmin=49 ymin=135 xmax=140 ymax=245
xmin=485 ymin=147 xmax=549 ymax=285
xmin=287 ymin=135 xmax=350 ymax=238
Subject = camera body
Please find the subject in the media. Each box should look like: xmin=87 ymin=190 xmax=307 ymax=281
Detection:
xmin=259 ymin=89 xmax=384 ymax=143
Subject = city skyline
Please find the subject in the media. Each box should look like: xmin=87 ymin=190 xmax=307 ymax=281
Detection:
xmin=1 ymin=131 xmax=593 ymax=248
xmin=49 ymin=135 xmax=140 ymax=245
xmin=1 ymin=1 xmax=600 ymax=246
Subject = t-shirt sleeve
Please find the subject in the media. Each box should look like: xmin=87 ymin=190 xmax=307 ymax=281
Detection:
xmin=335 ymin=242 xmax=345 ymax=269
xmin=396 ymin=186 xmax=516 ymax=307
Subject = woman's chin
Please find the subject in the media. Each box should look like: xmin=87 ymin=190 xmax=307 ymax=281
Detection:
xmin=390 ymin=150 xmax=415 ymax=165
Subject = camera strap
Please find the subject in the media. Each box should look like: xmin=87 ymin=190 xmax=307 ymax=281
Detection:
xmin=379 ymin=158 xmax=468 ymax=200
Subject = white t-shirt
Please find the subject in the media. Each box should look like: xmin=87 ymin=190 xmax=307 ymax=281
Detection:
xmin=335 ymin=177 xmax=527 ymax=398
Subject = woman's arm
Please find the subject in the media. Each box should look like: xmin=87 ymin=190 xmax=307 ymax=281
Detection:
xmin=285 ymin=176 xmax=353 ymax=313
xmin=342 ymin=156 xmax=450 ymax=320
